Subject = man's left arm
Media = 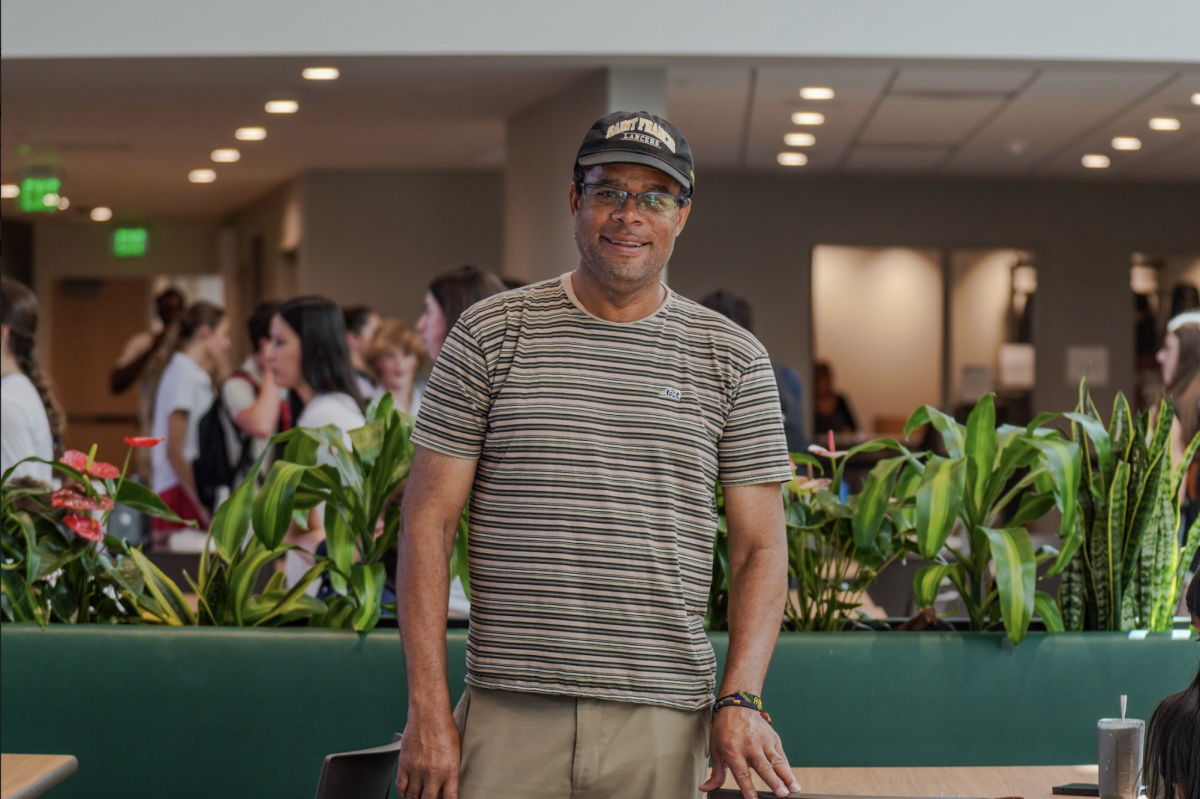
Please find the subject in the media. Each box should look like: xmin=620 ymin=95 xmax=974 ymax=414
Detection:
xmin=698 ymin=480 xmax=800 ymax=799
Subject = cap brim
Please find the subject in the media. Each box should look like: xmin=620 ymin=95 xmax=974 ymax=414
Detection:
xmin=577 ymin=151 xmax=692 ymax=194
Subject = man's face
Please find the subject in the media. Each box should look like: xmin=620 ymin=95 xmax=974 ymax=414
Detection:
xmin=569 ymin=163 xmax=691 ymax=293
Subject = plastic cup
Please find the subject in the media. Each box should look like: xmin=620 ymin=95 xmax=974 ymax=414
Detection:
xmin=1097 ymin=718 xmax=1144 ymax=799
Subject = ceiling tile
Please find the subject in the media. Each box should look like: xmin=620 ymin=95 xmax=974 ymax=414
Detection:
xmin=667 ymin=67 xmax=752 ymax=170
xmin=860 ymin=95 xmax=1005 ymax=146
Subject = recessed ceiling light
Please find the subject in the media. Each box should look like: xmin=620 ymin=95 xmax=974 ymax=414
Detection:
xmin=265 ymin=100 xmax=299 ymax=114
xmin=90 ymin=206 xmax=113 ymax=221
xmin=777 ymin=152 xmax=808 ymax=166
xmin=791 ymin=112 xmax=825 ymax=125
xmin=1111 ymin=137 xmax=1141 ymax=151
xmin=56 ymin=196 xmax=70 ymax=210
xmin=1149 ymin=117 xmax=1181 ymax=131
xmin=302 ymin=67 xmax=339 ymax=81
xmin=1192 ymin=93 xmax=1200 ymax=106
xmin=1081 ymin=154 xmax=1110 ymax=169
xmin=0 ymin=184 xmax=18 ymax=199
xmin=211 ymin=149 xmax=241 ymax=162
xmin=189 ymin=169 xmax=217 ymax=183
xmin=783 ymin=132 xmax=816 ymax=147
xmin=235 ymin=127 xmax=267 ymax=141
xmin=799 ymin=87 xmax=834 ymax=100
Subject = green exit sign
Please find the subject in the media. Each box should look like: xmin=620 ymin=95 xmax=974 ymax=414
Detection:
xmin=19 ymin=177 xmax=61 ymax=213
xmin=112 ymin=228 xmax=148 ymax=258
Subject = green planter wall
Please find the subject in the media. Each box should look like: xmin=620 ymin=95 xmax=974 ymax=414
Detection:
xmin=0 ymin=625 xmax=1193 ymax=799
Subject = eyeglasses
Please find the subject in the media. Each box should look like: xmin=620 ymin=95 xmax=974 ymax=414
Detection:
xmin=577 ymin=183 xmax=689 ymax=214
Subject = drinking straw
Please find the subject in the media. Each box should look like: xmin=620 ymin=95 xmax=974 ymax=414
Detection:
xmin=1120 ymin=694 xmax=1126 ymax=721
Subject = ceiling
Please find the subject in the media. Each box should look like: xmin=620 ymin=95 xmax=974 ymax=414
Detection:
xmin=1 ymin=56 xmax=1197 ymax=222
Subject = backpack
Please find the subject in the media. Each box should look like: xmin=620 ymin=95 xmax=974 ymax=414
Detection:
xmin=193 ymin=371 xmax=257 ymax=513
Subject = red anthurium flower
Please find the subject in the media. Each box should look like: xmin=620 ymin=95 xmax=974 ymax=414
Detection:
xmin=51 ymin=487 xmax=115 ymax=512
xmin=124 ymin=437 xmax=165 ymax=448
xmin=58 ymin=449 xmax=120 ymax=479
xmin=63 ymin=514 xmax=104 ymax=542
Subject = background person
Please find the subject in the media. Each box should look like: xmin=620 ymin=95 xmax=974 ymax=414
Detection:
xmin=366 ymin=319 xmax=427 ymax=416
xmin=150 ymin=301 xmax=231 ymax=550
xmin=415 ymin=265 xmax=506 ymax=362
xmin=1 ymin=277 xmax=63 ymax=485
xmin=344 ymin=305 xmax=382 ymax=402
xmin=397 ymin=111 xmax=799 ymax=799
xmin=222 ymin=301 xmax=289 ymax=484
xmin=268 ymin=296 xmax=366 ymax=588
xmin=813 ymin=360 xmax=858 ymax=437
xmin=700 ymin=289 xmax=808 ymax=453
xmin=1142 ymin=578 xmax=1198 ymax=799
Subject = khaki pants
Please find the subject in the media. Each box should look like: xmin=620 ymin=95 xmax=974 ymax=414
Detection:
xmin=454 ymin=686 xmax=710 ymax=799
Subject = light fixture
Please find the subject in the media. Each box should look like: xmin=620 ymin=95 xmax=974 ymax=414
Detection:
xmin=1111 ymin=137 xmax=1142 ymax=151
xmin=783 ymin=132 xmax=816 ymax=147
xmin=42 ymin=193 xmax=59 ymax=207
xmin=265 ymin=100 xmax=299 ymax=114
xmin=1192 ymin=93 xmax=1200 ymax=105
xmin=90 ymin=206 xmax=113 ymax=222
xmin=777 ymin=152 xmax=808 ymax=166
xmin=302 ymin=67 xmax=339 ymax=81
xmin=0 ymin=184 xmax=18 ymax=199
xmin=235 ymin=127 xmax=267 ymax=141
xmin=1149 ymin=117 xmax=1181 ymax=131
xmin=799 ymin=87 xmax=834 ymax=100
xmin=56 ymin=196 xmax=70 ymax=210
xmin=1081 ymin=154 xmax=1110 ymax=169
xmin=189 ymin=169 xmax=217 ymax=183
xmin=791 ymin=112 xmax=825 ymax=125
xmin=211 ymin=149 xmax=241 ymax=162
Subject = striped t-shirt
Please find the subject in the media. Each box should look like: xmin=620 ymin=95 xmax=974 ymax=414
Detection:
xmin=412 ymin=273 xmax=791 ymax=710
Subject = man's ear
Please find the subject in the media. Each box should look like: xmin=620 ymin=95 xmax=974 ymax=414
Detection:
xmin=673 ymin=200 xmax=692 ymax=238
xmin=568 ymin=181 xmax=581 ymax=218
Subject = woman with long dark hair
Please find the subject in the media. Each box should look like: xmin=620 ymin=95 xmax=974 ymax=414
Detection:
xmin=1142 ymin=579 xmax=1199 ymax=799
xmin=268 ymin=296 xmax=366 ymax=586
xmin=1 ymin=277 xmax=63 ymax=485
xmin=150 ymin=301 xmax=231 ymax=549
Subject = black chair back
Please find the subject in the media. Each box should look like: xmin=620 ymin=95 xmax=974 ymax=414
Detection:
xmin=313 ymin=734 xmax=403 ymax=799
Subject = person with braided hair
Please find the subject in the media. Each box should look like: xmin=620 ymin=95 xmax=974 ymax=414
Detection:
xmin=1 ymin=277 xmax=63 ymax=486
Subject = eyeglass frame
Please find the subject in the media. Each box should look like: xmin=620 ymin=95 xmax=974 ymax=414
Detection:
xmin=575 ymin=182 xmax=691 ymax=214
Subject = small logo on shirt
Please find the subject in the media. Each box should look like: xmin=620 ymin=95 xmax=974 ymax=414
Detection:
xmin=658 ymin=387 xmax=682 ymax=400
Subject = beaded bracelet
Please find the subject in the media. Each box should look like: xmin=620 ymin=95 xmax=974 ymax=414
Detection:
xmin=712 ymin=691 xmax=772 ymax=725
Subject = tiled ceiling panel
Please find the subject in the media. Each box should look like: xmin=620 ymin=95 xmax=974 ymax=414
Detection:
xmin=891 ymin=68 xmax=1035 ymax=94
xmin=860 ymin=95 xmax=1007 ymax=146
xmin=846 ymin=144 xmax=953 ymax=172
xmin=667 ymin=67 xmax=752 ymax=170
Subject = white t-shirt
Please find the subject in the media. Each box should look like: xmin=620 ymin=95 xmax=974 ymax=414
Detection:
xmin=1 ymin=373 xmax=54 ymax=484
xmin=151 ymin=352 xmax=214 ymax=492
xmin=220 ymin=358 xmax=288 ymax=478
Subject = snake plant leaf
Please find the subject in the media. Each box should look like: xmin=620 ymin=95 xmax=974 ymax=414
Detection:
xmin=1119 ymin=408 xmax=1171 ymax=594
xmin=905 ymin=406 xmax=965 ymax=459
xmin=913 ymin=563 xmax=959 ymax=610
xmin=349 ymin=562 xmax=386 ymax=631
xmin=1063 ymin=412 xmax=1113 ymax=481
xmin=914 ymin=456 xmax=965 ymax=560
xmin=1059 ymin=551 xmax=1086 ymax=631
xmin=1109 ymin=392 xmax=1134 ymax=464
xmin=129 ymin=547 xmax=196 ymax=625
xmin=852 ymin=456 xmax=907 ymax=549
xmin=202 ymin=563 xmax=229 ymax=625
xmin=324 ymin=501 xmax=354 ymax=595
xmin=253 ymin=461 xmax=313 ymax=551
xmin=1034 ymin=591 xmax=1065 ymax=633
xmin=1105 ymin=461 xmax=1130 ymax=618
xmin=965 ymin=394 xmax=997 ymax=515
xmin=982 ymin=526 xmax=1036 ymax=645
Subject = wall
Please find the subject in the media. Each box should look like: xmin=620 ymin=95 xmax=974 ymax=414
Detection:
xmin=668 ymin=174 xmax=1200 ymax=422
xmin=813 ymin=246 xmax=943 ymax=434
xmin=950 ymin=249 xmax=1023 ymax=404
xmin=303 ymin=170 xmax=503 ymax=326
xmin=32 ymin=219 xmax=220 ymax=369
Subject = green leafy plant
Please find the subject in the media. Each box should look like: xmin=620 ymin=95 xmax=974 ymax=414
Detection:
xmin=903 ymin=394 xmax=1081 ymax=644
xmin=1 ymin=440 xmax=187 ymax=626
xmin=707 ymin=442 xmax=920 ymax=632
xmin=1060 ymin=381 xmax=1200 ymax=631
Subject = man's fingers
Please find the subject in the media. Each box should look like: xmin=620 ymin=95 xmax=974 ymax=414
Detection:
xmin=699 ymin=755 xmax=727 ymax=791
xmin=768 ymin=749 xmax=801 ymax=793
xmin=751 ymin=755 xmax=788 ymax=796
xmin=442 ymin=772 xmax=460 ymax=799
xmin=728 ymin=758 xmax=759 ymax=799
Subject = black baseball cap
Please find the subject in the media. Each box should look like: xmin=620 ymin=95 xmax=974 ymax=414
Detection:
xmin=575 ymin=111 xmax=695 ymax=196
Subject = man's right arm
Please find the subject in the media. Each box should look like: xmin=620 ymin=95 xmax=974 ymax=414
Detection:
xmin=110 ymin=331 xmax=162 ymax=395
xmin=396 ymin=444 xmax=478 ymax=799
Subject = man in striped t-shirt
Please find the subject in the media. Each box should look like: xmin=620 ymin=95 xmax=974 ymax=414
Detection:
xmin=397 ymin=111 xmax=800 ymax=799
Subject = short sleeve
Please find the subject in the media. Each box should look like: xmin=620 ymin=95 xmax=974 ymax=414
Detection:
xmin=1 ymin=398 xmax=36 ymax=474
xmin=411 ymin=322 xmax=492 ymax=460
xmin=222 ymin=376 xmax=257 ymax=418
xmin=717 ymin=353 xmax=793 ymax=486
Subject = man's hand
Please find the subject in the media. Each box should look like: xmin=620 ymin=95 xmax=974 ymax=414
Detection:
xmin=699 ymin=707 xmax=800 ymax=798
xmin=397 ymin=708 xmax=461 ymax=799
